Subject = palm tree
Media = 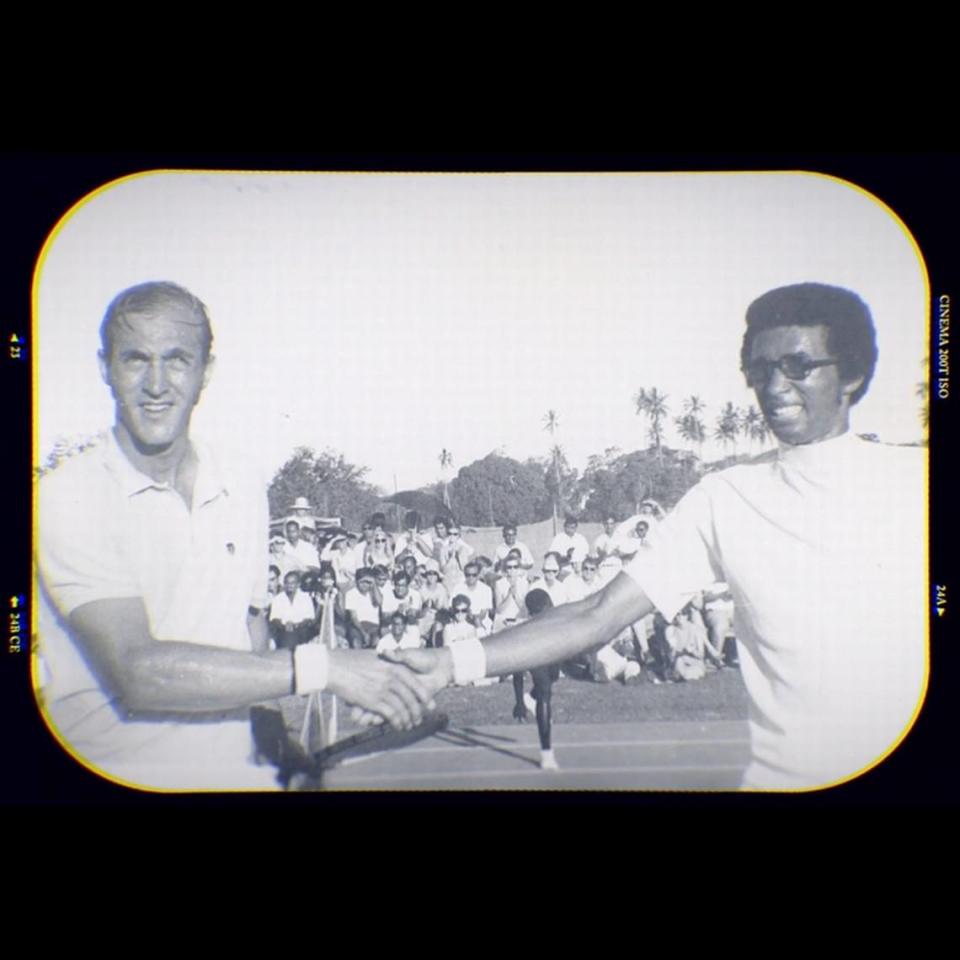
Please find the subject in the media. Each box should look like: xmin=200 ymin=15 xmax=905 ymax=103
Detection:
xmin=543 ymin=410 xmax=561 ymax=533
xmin=740 ymin=404 xmax=770 ymax=451
xmin=714 ymin=402 xmax=741 ymax=455
xmin=634 ymin=387 xmax=669 ymax=464
xmin=674 ymin=395 xmax=707 ymax=459
xmin=438 ymin=448 xmax=453 ymax=510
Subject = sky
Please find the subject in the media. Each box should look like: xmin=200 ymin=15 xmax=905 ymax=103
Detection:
xmin=36 ymin=171 xmax=928 ymax=496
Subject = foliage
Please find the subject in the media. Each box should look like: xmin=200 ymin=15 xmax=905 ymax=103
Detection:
xmin=268 ymin=447 xmax=385 ymax=530
xmin=445 ymin=452 xmax=552 ymax=526
xmin=579 ymin=446 xmax=701 ymax=521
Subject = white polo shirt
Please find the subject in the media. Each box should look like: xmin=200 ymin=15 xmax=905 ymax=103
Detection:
xmin=36 ymin=430 xmax=274 ymax=790
xmin=549 ymin=531 xmax=589 ymax=565
xmin=624 ymin=432 xmax=926 ymax=790
xmin=268 ymin=590 xmax=316 ymax=625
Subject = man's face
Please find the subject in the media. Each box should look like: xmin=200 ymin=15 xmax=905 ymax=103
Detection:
xmin=268 ymin=570 xmax=279 ymax=593
xmin=394 ymin=577 xmax=409 ymax=597
xmin=357 ymin=577 xmax=374 ymax=595
xmin=542 ymin=560 xmax=559 ymax=583
xmin=283 ymin=574 xmax=299 ymax=598
xmin=320 ymin=575 xmax=335 ymax=593
xmin=604 ymin=519 xmax=615 ymax=535
xmin=375 ymin=571 xmax=389 ymax=588
xmin=286 ymin=523 xmax=299 ymax=545
xmin=435 ymin=522 xmax=448 ymax=539
xmin=391 ymin=618 xmax=406 ymax=639
xmin=749 ymin=325 xmax=859 ymax=446
xmin=503 ymin=528 xmax=516 ymax=545
xmin=582 ymin=563 xmax=597 ymax=583
xmin=564 ymin=521 xmax=577 ymax=537
xmin=464 ymin=567 xmax=479 ymax=585
xmin=99 ymin=310 xmax=212 ymax=452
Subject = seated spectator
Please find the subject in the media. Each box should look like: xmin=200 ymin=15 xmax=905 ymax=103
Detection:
xmin=343 ymin=567 xmax=382 ymax=649
xmin=436 ymin=521 xmax=473 ymax=587
xmin=396 ymin=551 xmax=424 ymax=590
xmin=667 ymin=599 xmax=724 ymax=681
xmin=475 ymin=555 xmax=497 ymax=590
xmin=268 ymin=571 xmax=317 ymax=650
xmin=376 ymin=611 xmax=425 ymax=655
xmin=494 ymin=524 xmax=535 ymax=571
xmin=702 ymin=582 xmax=739 ymax=667
xmin=493 ymin=555 xmax=530 ymax=631
xmin=442 ymin=594 xmax=480 ymax=646
xmin=594 ymin=516 xmax=624 ymax=582
xmin=309 ymin=563 xmax=348 ymax=645
xmin=267 ymin=564 xmax=281 ymax=598
xmin=549 ymin=515 xmax=590 ymax=573
xmin=536 ymin=552 xmax=570 ymax=607
xmin=283 ymin=519 xmax=320 ymax=570
xmin=393 ymin=510 xmax=434 ymax=564
xmin=366 ymin=530 xmax=395 ymax=570
xmin=418 ymin=562 xmax=449 ymax=647
xmin=380 ymin=570 xmax=424 ymax=624
xmin=270 ymin=535 xmax=297 ymax=578
xmin=615 ymin=519 xmax=651 ymax=562
xmin=320 ymin=533 xmax=355 ymax=586
xmin=459 ymin=561 xmax=494 ymax=633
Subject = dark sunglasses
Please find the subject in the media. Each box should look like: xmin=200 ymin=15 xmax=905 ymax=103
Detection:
xmin=744 ymin=354 xmax=839 ymax=387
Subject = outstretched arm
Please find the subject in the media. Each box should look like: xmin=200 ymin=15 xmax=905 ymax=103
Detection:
xmin=69 ymin=597 xmax=435 ymax=729
xmin=390 ymin=572 xmax=655 ymax=689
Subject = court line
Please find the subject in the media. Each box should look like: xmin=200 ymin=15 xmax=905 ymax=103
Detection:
xmin=329 ymin=763 xmax=746 ymax=783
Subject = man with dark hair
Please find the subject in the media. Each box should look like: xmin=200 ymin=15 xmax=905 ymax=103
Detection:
xmin=391 ymin=283 xmax=925 ymax=790
xmin=494 ymin=525 xmax=534 ymax=571
xmin=549 ymin=516 xmax=589 ymax=574
xmin=37 ymin=281 xmax=434 ymax=789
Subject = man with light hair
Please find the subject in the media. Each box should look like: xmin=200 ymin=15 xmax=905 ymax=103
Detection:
xmin=37 ymin=281 xmax=434 ymax=790
xmin=390 ymin=283 xmax=926 ymax=790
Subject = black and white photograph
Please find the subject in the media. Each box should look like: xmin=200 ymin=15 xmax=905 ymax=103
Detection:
xmin=23 ymin=160 xmax=942 ymax=798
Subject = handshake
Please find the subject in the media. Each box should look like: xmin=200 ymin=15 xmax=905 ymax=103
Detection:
xmin=326 ymin=647 xmax=457 ymax=730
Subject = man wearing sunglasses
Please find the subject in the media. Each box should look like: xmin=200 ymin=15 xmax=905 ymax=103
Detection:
xmin=390 ymin=283 xmax=926 ymax=790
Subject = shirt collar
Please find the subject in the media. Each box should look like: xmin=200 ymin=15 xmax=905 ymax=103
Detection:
xmin=776 ymin=430 xmax=864 ymax=486
xmin=101 ymin=428 xmax=229 ymax=505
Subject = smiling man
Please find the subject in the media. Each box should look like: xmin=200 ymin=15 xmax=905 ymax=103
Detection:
xmin=36 ymin=282 xmax=433 ymax=790
xmin=392 ymin=283 xmax=927 ymax=790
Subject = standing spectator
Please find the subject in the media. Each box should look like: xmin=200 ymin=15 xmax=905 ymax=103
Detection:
xmin=494 ymin=525 xmax=535 ymax=571
xmin=267 ymin=564 xmax=281 ymax=599
xmin=549 ymin=516 xmax=590 ymax=573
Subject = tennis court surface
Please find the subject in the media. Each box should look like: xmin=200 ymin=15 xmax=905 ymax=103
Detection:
xmin=320 ymin=719 xmax=750 ymax=790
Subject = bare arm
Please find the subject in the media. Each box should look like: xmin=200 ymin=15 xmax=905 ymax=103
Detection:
xmin=391 ymin=572 xmax=655 ymax=692
xmin=247 ymin=608 xmax=270 ymax=655
xmin=481 ymin=572 xmax=653 ymax=675
xmin=69 ymin=597 xmax=435 ymax=727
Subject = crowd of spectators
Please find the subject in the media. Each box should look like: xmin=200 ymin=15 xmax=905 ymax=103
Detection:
xmin=264 ymin=505 xmax=738 ymax=688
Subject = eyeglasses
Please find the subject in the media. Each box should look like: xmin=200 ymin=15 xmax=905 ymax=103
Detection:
xmin=743 ymin=354 xmax=839 ymax=387
xmin=454 ymin=607 xmax=469 ymax=614
xmin=374 ymin=538 xmax=388 ymax=544
xmin=543 ymin=568 xmax=559 ymax=575
xmin=505 ymin=564 xmax=519 ymax=571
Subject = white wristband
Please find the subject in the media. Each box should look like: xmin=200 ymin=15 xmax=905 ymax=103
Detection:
xmin=449 ymin=637 xmax=487 ymax=685
xmin=293 ymin=644 xmax=330 ymax=695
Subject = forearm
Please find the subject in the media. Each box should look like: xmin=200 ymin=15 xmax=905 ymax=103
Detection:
xmin=248 ymin=609 xmax=270 ymax=654
xmin=481 ymin=575 xmax=653 ymax=676
xmin=120 ymin=643 xmax=292 ymax=713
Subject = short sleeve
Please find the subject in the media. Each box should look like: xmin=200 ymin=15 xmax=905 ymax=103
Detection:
xmin=623 ymin=481 xmax=723 ymax=622
xmin=38 ymin=467 xmax=140 ymax=616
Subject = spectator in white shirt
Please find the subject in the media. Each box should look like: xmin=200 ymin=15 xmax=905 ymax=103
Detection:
xmin=268 ymin=571 xmax=317 ymax=650
xmin=377 ymin=611 xmax=425 ymax=655
xmin=494 ymin=525 xmax=535 ymax=571
xmin=459 ymin=561 xmax=494 ymax=633
xmin=343 ymin=567 xmax=382 ymax=649
xmin=548 ymin=516 xmax=590 ymax=573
